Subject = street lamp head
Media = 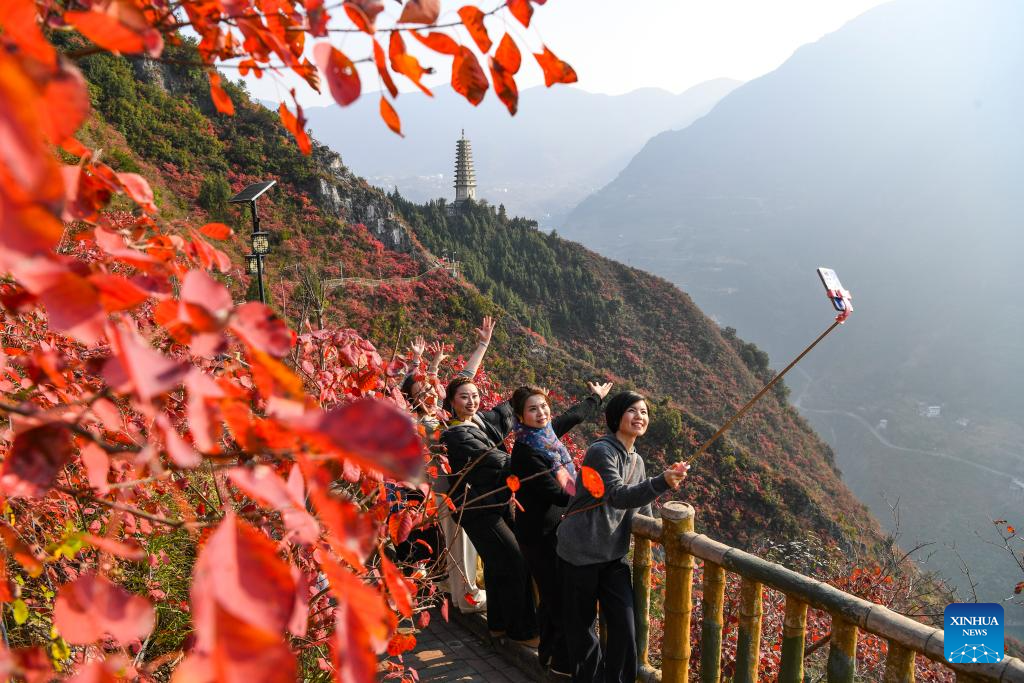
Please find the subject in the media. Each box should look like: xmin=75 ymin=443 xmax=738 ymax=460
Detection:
xmin=246 ymin=253 xmax=259 ymax=275
xmin=252 ymin=231 xmax=271 ymax=255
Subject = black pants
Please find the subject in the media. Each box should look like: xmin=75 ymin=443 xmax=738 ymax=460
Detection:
xmin=462 ymin=513 xmax=537 ymax=640
xmin=519 ymin=531 xmax=570 ymax=671
xmin=561 ymin=558 xmax=636 ymax=683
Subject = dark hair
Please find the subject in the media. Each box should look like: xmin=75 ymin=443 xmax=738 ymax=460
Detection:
xmin=443 ymin=376 xmax=476 ymax=415
xmin=510 ymin=385 xmax=548 ymax=418
xmin=400 ymin=373 xmax=418 ymax=403
xmin=605 ymin=391 xmax=647 ymax=433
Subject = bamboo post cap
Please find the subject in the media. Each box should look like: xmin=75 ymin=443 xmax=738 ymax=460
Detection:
xmin=662 ymin=501 xmax=694 ymax=521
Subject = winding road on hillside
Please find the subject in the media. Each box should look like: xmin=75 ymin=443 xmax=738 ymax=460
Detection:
xmin=790 ymin=368 xmax=1024 ymax=488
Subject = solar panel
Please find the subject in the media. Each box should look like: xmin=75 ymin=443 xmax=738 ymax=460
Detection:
xmin=228 ymin=180 xmax=277 ymax=203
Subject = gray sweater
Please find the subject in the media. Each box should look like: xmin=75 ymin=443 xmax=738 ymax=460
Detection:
xmin=556 ymin=435 xmax=670 ymax=566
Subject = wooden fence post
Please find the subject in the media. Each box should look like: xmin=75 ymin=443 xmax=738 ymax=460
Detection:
xmin=633 ymin=536 xmax=653 ymax=676
xmin=827 ymin=617 xmax=858 ymax=683
xmin=734 ymin=579 xmax=763 ymax=683
xmin=779 ymin=596 xmax=808 ymax=683
xmin=700 ymin=562 xmax=726 ymax=683
xmin=661 ymin=502 xmax=695 ymax=683
xmin=882 ymin=640 xmax=915 ymax=683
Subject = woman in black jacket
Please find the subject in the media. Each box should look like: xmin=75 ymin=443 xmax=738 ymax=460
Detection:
xmin=509 ymin=382 xmax=612 ymax=676
xmin=439 ymin=324 xmax=539 ymax=645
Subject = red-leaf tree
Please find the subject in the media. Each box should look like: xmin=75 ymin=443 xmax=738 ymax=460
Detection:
xmin=0 ymin=0 xmax=574 ymax=680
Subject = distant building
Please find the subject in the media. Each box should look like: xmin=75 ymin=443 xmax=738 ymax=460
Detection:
xmin=453 ymin=130 xmax=477 ymax=206
xmin=877 ymin=419 xmax=888 ymax=430
xmin=956 ymin=417 xmax=970 ymax=428
xmin=925 ymin=405 xmax=941 ymax=418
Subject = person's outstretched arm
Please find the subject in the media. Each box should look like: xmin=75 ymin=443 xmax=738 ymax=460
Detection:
xmin=551 ymin=381 xmax=613 ymax=438
xmin=459 ymin=315 xmax=495 ymax=379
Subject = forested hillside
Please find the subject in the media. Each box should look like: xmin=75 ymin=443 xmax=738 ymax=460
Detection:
xmin=76 ymin=39 xmax=881 ymax=553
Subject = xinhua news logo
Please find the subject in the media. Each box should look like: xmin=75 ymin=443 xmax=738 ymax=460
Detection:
xmin=944 ymin=603 xmax=1004 ymax=664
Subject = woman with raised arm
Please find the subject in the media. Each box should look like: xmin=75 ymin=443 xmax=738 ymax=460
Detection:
xmin=557 ymin=391 xmax=688 ymax=683
xmin=440 ymin=316 xmax=540 ymax=645
xmin=509 ymin=381 xmax=612 ymax=677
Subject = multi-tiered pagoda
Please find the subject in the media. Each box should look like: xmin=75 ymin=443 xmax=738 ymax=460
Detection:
xmin=453 ymin=130 xmax=477 ymax=206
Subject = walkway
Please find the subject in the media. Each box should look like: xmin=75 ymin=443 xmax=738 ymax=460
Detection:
xmin=410 ymin=609 xmax=542 ymax=682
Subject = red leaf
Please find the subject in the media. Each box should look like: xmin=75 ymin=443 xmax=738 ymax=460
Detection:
xmin=117 ymin=172 xmax=156 ymax=213
xmin=388 ymin=509 xmax=415 ymax=544
xmin=89 ymin=273 xmax=150 ymax=312
xmin=64 ymin=1 xmax=163 ymax=57
xmin=1008 ymin=525 xmax=1016 ymax=535
xmin=451 ymin=46 xmax=488 ymax=105
xmin=81 ymin=534 xmax=146 ymax=561
xmin=277 ymin=100 xmax=312 ymax=156
xmin=0 ymin=524 xmax=43 ymax=581
xmin=199 ymin=222 xmax=232 ymax=240
xmin=372 ymin=40 xmax=399 ymax=99
xmin=506 ymin=475 xmax=520 ymax=492
xmin=379 ymin=96 xmax=403 ymax=137
xmin=103 ymin=324 xmax=189 ymax=403
xmin=293 ymin=398 xmax=423 ymax=480
xmin=418 ymin=610 xmax=431 ymax=629
xmin=320 ymin=555 xmax=394 ymax=652
xmin=1015 ymin=581 xmax=1024 ymax=595
xmin=40 ymin=67 xmax=90 ymax=148
xmin=53 ymin=573 xmax=155 ymax=645
xmin=534 ymin=45 xmax=577 ymax=87
xmin=458 ymin=6 xmax=492 ymax=53
xmin=342 ymin=0 xmax=382 ymax=33
xmin=182 ymin=270 xmax=233 ymax=327
xmin=0 ymin=423 xmax=73 ymax=499
xmin=581 ymin=466 xmax=605 ymax=498
xmin=305 ymin=0 xmax=330 ymax=36
xmin=494 ymin=33 xmax=522 ymax=74
xmin=80 ymin=442 xmax=110 ymax=494
xmin=191 ymin=514 xmax=298 ymax=654
xmin=212 ymin=606 xmax=297 ymax=682
xmin=507 ymin=0 xmax=532 ymax=27
xmin=389 ymin=32 xmax=433 ymax=96
xmin=489 ymin=60 xmax=518 ymax=116
xmin=410 ymin=31 xmax=460 ymax=57
xmin=463 ymin=592 xmax=477 ymax=606
xmin=380 ymin=554 xmax=413 ymax=618
xmin=207 ymin=70 xmax=235 ymax=115
xmin=229 ymin=465 xmax=320 ymax=545
xmin=0 ymin=0 xmax=57 ymax=66
xmin=230 ymin=302 xmax=294 ymax=358
xmin=12 ymin=258 xmax=105 ymax=345
xmin=157 ymin=414 xmax=202 ymax=468
xmin=315 ymin=43 xmax=361 ymax=106
xmin=398 ymin=0 xmax=440 ymax=24
xmin=387 ymin=632 xmax=417 ymax=656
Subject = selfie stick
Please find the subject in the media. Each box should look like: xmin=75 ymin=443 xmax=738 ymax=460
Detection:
xmin=684 ymin=269 xmax=852 ymax=466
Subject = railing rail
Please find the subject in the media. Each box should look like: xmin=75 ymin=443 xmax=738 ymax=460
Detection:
xmin=630 ymin=502 xmax=1024 ymax=683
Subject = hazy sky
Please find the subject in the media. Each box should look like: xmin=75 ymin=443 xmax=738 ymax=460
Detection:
xmin=241 ymin=0 xmax=890 ymax=106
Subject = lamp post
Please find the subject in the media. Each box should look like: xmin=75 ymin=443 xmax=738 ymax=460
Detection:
xmin=228 ymin=180 xmax=277 ymax=304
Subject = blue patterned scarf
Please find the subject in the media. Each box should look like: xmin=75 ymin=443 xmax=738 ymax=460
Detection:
xmin=514 ymin=421 xmax=577 ymax=495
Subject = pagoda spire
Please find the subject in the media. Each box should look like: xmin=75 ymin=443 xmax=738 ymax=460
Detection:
xmin=453 ymin=130 xmax=477 ymax=204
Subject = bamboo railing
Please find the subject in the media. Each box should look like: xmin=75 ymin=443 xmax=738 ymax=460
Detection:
xmin=630 ymin=502 xmax=1024 ymax=683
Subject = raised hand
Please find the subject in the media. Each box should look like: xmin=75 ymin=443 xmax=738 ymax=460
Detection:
xmin=663 ymin=461 xmax=689 ymax=490
xmin=410 ymin=335 xmax=426 ymax=359
xmin=427 ymin=340 xmax=449 ymax=371
xmin=587 ymin=381 xmax=613 ymax=400
xmin=475 ymin=315 xmax=495 ymax=346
